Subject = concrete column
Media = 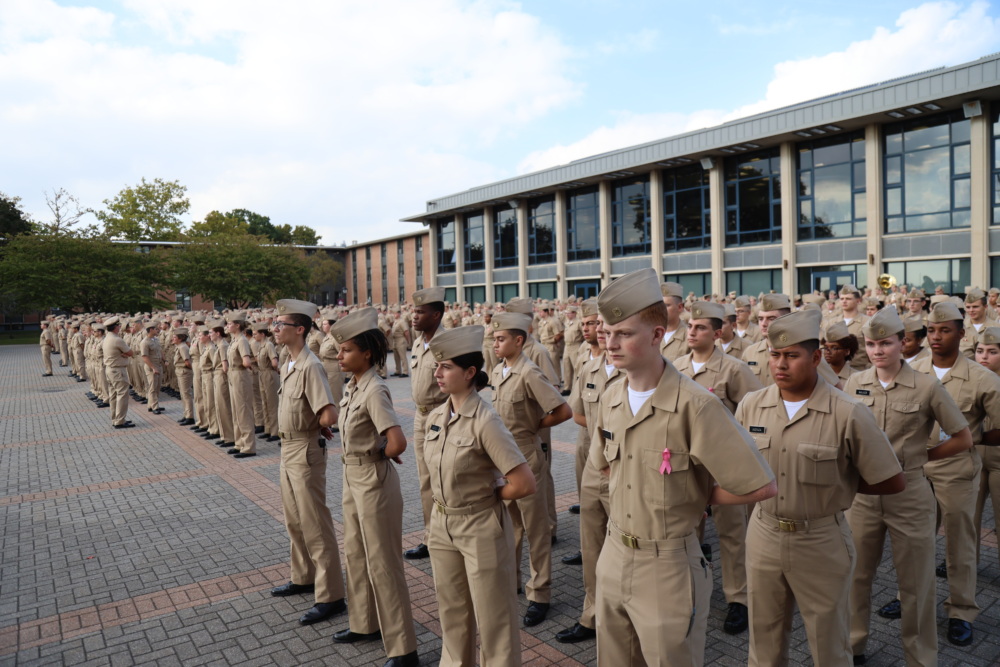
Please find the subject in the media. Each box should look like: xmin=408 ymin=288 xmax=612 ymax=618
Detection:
xmin=483 ymin=206 xmax=495 ymax=300
xmin=427 ymin=221 xmax=438 ymax=289
xmin=708 ymin=161 xmax=725 ymax=295
xmin=453 ymin=214 xmax=464 ymax=302
xmin=649 ymin=170 xmax=664 ymax=275
xmin=517 ymin=201 xmax=529 ymax=296
xmin=555 ymin=191 xmax=568 ymax=300
xmin=865 ymin=123 xmax=884 ymax=288
xmin=970 ymin=102 xmax=991 ymax=288
xmin=780 ymin=142 xmax=797 ymax=296
xmin=599 ymin=181 xmax=612 ymax=288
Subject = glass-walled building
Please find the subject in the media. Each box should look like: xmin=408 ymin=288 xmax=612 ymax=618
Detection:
xmin=404 ymin=53 xmax=1000 ymax=300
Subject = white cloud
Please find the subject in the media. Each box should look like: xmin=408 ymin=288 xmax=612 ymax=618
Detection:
xmin=596 ymin=28 xmax=659 ymax=55
xmin=518 ymin=1 xmax=1000 ymax=174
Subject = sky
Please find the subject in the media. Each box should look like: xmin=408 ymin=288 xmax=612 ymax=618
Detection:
xmin=2 ymin=0 xmax=1000 ymax=244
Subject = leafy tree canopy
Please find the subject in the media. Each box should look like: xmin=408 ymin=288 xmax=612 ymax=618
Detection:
xmin=0 ymin=191 xmax=34 ymax=240
xmin=187 ymin=210 xmax=250 ymax=237
xmin=304 ymin=250 xmax=344 ymax=296
xmin=92 ymin=177 xmax=190 ymax=241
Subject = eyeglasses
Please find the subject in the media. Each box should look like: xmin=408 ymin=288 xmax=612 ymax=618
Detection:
xmin=272 ymin=320 xmax=299 ymax=330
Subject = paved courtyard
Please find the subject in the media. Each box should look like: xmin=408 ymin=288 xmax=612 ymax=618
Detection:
xmin=2 ymin=343 xmax=1000 ymax=666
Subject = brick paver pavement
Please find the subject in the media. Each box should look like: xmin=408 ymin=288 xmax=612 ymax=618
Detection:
xmin=2 ymin=343 xmax=1000 ymax=665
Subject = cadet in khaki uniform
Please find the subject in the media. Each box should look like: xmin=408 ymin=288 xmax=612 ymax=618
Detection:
xmin=673 ymin=301 xmax=763 ymax=635
xmin=188 ymin=321 xmax=204 ymax=431
xmin=329 ymin=308 xmax=418 ymax=667
xmin=592 ymin=268 xmax=776 ymax=667
xmin=822 ymin=322 xmax=857 ymax=384
xmin=423 ymin=326 xmax=535 ymax=667
xmin=196 ymin=328 xmax=220 ymax=440
xmin=491 ymin=312 xmax=573 ymax=627
xmin=717 ymin=303 xmax=749 ymax=360
xmin=172 ymin=328 xmax=195 ymax=425
xmin=208 ymin=321 xmax=235 ymax=447
xmin=901 ymin=317 xmax=930 ymax=365
xmin=225 ymin=312 xmax=257 ymax=457
xmin=837 ymin=285 xmax=871 ymax=372
xmin=961 ymin=288 xmax=998 ymax=360
xmin=737 ymin=310 xmax=904 ymax=667
xmin=974 ymin=328 xmax=1000 ymax=558
xmin=253 ymin=323 xmax=280 ymax=442
xmin=268 ymin=299 xmax=347 ymax=626
xmin=405 ymin=287 xmax=450 ymax=561
xmin=390 ymin=310 xmax=411 ymax=377
xmin=912 ymin=302 xmax=1000 ymax=647
xmin=561 ymin=306 xmax=583 ymax=393
xmin=844 ymin=306 xmax=972 ymax=666
xmin=319 ymin=314 xmax=345 ymax=407
xmin=102 ymin=317 xmax=135 ymax=429
xmin=140 ymin=321 xmax=164 ymax=414
xmin=537 ymin=304 xmax=565 ymax=386
xmin=39 ymin=321 xmax=55 ymax=376
xmin=659 ymin=282 xmax=690 ymax=361
xmin=734 ymin=296 xmax=762 ymax=343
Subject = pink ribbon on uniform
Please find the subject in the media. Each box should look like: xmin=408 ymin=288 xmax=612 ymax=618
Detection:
xmin=659 ymin=448 xmax=672 ymax=475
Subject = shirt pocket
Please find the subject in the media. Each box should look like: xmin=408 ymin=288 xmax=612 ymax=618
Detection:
xmin=890 ymin=401 xmax=920 ymax=416
xmin=410 ymin=356 xmax=419 ymax=369
xmin=752 ymin=434 xmax=771 ymax=451
xmin=641 ymin=447 xmax=692 ymax=506
xmin=449 ymin=435 xmax=476 ymax=471
xmin=797 ymin=443 xmax=839 ymax=485
xmin=603 ymin=437 xmax=621 ymax=464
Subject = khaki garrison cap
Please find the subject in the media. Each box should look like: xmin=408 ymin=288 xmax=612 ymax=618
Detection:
xmin=825 ymin=321 xmax=851 ymax=341
xmin=412 ymin=287 xmax=446 ymax=306
xmin=929 ymin=294 xmax=950 ymax=306
xmin=768 ymin=309 xmax=822 ymax=348
xmin=733 ymin=296 xmax=751 ymax=309
xmin=429 ymin=325 xmax=484 ymax=361
xmin=723 ymin=303 xmax=737 ymax=318
xmin=103 ymin=316 xmax=120 ymax=328
xmin=802 ymin=293 xmax=826 ymax=306
xmin=225 ymin=311 xmax=247 ymax=324
xmin=206 ymin=319 xmax=225 ymax=329
xmin=598 ymin=268 xmax=662 ymax=326
xmin=980 ymin=327 xmax=1000 ymax=345
xmin=276 ymin=299 xmax=319 ymax=318
xmin=990 ymin=288 xmax=1000 ymax=296
xmin=840 ymin=284 xmax=861 ymax=298
xmin=760 ymin=293 xmax=791 ymax=312
xmin=660 ymin=281 xmax=684 ymax=299
xmin=93 ymin=323 xmax=106 ymax=332
xmin=145 ymin=320 xmax=159 ymax=330
xmin=949 ymin=296 xmax=966 ymax=311
xmin=907 ymin=289 xmax=926 ymax=300
xmin=172 ymin=327 xmax=189 ymax=337
xmin=689 ymin=301 xmax=725 ymax=320
xmin=928 ymin=302 xmax=964 ymax=323
xmin=902 ymin=316 xmax=926 ymax=333
xmin=802 ymin=303 xmax=822 ymax=313
xmin=331 ymin=307 xmax=378 ymax=343
xmin=566 ymin=305 xmax=579 ymax=313
xmin=966 ymin=288 xmax=987 ymax=303
xmin=861 ymin=306 xmax=904 ymax=340
xmin=505 ymin=297 xmax=534 ymax=315
xmin=580 ymin=298 xmax=599 ymax=318
xmin=252 ymin=322 xmax=270 ymax=333
xmin=492 ymin=312 xmax=533 ymax=333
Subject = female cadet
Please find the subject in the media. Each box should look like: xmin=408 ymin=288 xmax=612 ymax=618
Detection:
xmin=252 ymin=322 xmax=280 ymax=442
xmin=975 ymin=327 xmax=1000 ymax=564
xmin=197 ymin=327 xmax=220 ymax=441
xmin=225 ymin=313 xmax=256 ymax=458
xmin=822 ymin=321 xmax=857 ymax=383
xmin=172 ymin=328 xmax=195 ymax=426
xmin=209 ymin=320 xmax=235 ymax=448
xmin=328 ymin=308 xmax=418 ymax=667
xmin=423 ymin=325 xmax=536 ymax=667
xmin=319 ymin=313 xmax=345 ymax=407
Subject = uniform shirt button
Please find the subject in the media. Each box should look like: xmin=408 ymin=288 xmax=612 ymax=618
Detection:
xmin=627 ymin=484 xmax=631 ymax=489
xmin=628 ymin=454 xmax=633 ymax=459
xmin=779 ymin=496 xmax=784 ymax=500
xmin=627 ymin=513 xmax=631 ymax=518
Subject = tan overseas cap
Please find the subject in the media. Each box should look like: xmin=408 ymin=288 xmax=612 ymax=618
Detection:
xmin=252 ymin=322 xmax=270 ymax=333
xmin=412 ymin=287 xmax=446 ymax=306
xmin=825 ymin=321 xmax=851 ymax=342
xmin=760 ymin=293 xmax=791 ymax=312
xmin=505 ymin=297 xmax=534 ymax=314
xmin=660 ymin=281 xmax=684 ymax=299
xmin=907 ymin=289 xmax=926 ymax=300
xmin=331 ymin=307 xmax=378 ymax=343
xmin=861 ymin=306 xmax=904 ymax=340
xmin=689 ymin=301 xmax=725 ymax=320
xmin=965 ymin=287 xmax=986 ymax=303
xmin=103 ymin=316 xmax=120 ymax=328
xmin=768 ymin=310 xmax=822 ymax=348
xmin=902 ymin=316 xmax=926 ymax=333
xmin=598 ymin=268 xmax=662 ymax=326
xmin=733 ymin=296 xmax=750 ymax=309
xmin=929 ymin=294 xmax=950 ymax=306
xmin=580 ymin=298 xmax=599 ymax=318
xmin=802 ymin=293 xmax=826 ymax=306
xmin=839 ymin=284 xmax=861 ymax=298
xmin=206 ymin=319 xmax=225 ymax=329
xmin=172 ymin=327 xmax=189 ymax=337
xmin=723 ymin=303 xmax=737 ymax=318
xmin=492 ymin=312 xmax=532 ymax=333
xmin=429 ymin=325 xmax=484 ymax=361
xmin=928 ymin=302 xmax=964 ymax=323
xmin=276 ymin=299 xmax=319 ymax=318
xmin=979 ymin=326 xmax=1000 ymax=345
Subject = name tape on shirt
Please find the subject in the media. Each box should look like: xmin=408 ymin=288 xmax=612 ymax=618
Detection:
xmin=586 ymin=383 xmax=596 ymax=389
xmin=601 ymin=429 xmax=613 ymax=440
xmin=429 ymin=424 xmax=441 ymax=432
xmin=747 ymin=360 xmax=758 ymax=366
xmin=749 ymin=426 xmax=766 ymax=434
xmin=855 ymin=389 xmax=871 ymax=396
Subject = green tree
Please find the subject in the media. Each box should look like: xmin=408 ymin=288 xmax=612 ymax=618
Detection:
xmin=271 ymin=223 xmax=293 ymax=244
xmin=92 ymin=177 xmax=190 ymax=241
xmin=187 ymin=210 xmax=249 ymax=237
xmin=167 ymin=235 xmax=310 ymax=309
xmin=39 ymin=188 xmax=101 ymax=237
xmin=0 ymin=233 xmax=172 ymax=312
xmin=291 ymin=225 xmax=321 ymax=246
xmin=0 ymin=191 xmax=34 ymax=241
xmin=303 ymin=250 xmax=343 ymax=298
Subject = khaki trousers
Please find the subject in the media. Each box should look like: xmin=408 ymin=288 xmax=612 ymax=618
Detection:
xmin=228 ymin=369 xmax=256 ymax=453
xmin=279 ymin=436 xmax=345 ymax=604
xmin=74 ymin=348 xmax=86 ymax=379
xmin=191 ymin=362 xmax=203 ymax=426
xmin=251 ymin=369 xmax=264 ymax=427
xmin=176 ymin=367 xmax=194 ymax=420
xmin=40 ymin=346 xmax=52 ymax=374
xmin=412 ymin=409 xmax=435 ymax=544
xmin=213 ymin=371 xmax=234 ymax=443
xmin=539 ymin=427 xmax=557 ymax=532
xmin=428 ymin=502 xmax=520 ymax=667
xmin=975 ymin=444 xmax=1000 ymax=564
xmin=561 ymin=352 xmax=576 ymax=397
xmin=201 ymin=372 xmax=217 ymax=434
xmin=712 ymin=503 xmax=749 ymax=606
xmin=483 ymin=343 xmax=498 ymax=377
xmin=543 ymin=343 xmax=562 ymax=385
xmin=392 ymin=342 xmax=407 ymax=375
xmin=574 ymin=425 xmax=588 ymax=495
xmin=747 ymin=510 xmax=855 ymax=667
xmin=258 ymin=369 xmax=279 ymax=437
xmin=926 ymin=448 xmax=982 ymax=622
xmin=578 ymin=462 xmax=610 ymax=629
xmin=596 ymin=530 xmax=710 ymax=667
xmin=505 ymin=441 xmax=552 ymax=603
xmin=847 ymin=471 xmax=937 ymax=666
xmin=59 ymin=336 xmax=69 ymax=362
xmin=106 ymin=366 xmax=130 ymax=426
xmin=96 ymin=363 xmax=109 ymax=401
xmin=342 ymin=460 xmax=417 ymax=658
xmin=144 ymin=366 xmax=161 ymax=410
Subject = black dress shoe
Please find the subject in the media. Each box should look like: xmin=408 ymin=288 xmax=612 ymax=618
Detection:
xmin=383 ymin=650 xmax=419 ymax=667
xmin=332 ymin=628 xmax=382 ymax=643
xmin=523 ymin=601 xmax=549 ymax=627
xmin=299 ymin=599 xmax=346 ymax=625
xmin=270 ymin=581 xmax=315 ymax=597
xmin=561 ymin=551 xmax=582 ymax=565
xmin=96 ymin=402 xmax=109 ymax=408
xmin=41 ymin=373 xmax=53 ymax=377
xmin=76 ymin=378 xmax=85 ymax=382
xmin=568 ymin=504 xmax=580 ymax=514
xmin=398 ymin=374 xmax=408 ymax=378
xmin=254 ymin=425 xmax=264 ymax=434
xmin=113 ymin=422 xmax=135 ymax=429
xmin=876 ymin=598 xmax=901 ymax=619
xmin=153 ymin=408 xmax=164 ymax=414
xmin=266 ymin=435 xmax=280 ymax=442
xmin=853 ymin=656 xmax=866 ymax=665
xmin=947 ymin=618 xmax=973 ymax=646
xmin=551 ymin=535 xmax=558 ymax=545
xmin=234 ymin=452 xmax=256 ymax=458
xmin=936 ymin=560 xmax=948 ymax=579
xmin=227 ymin=448 xmax=240 ymax=455
xmin=404 ymin=543 xmax=429 ymax=560
xmin=723 ymin=602 xmax=748 ymax=634
xmin=555 ymin=622 xmax=596 ymax=643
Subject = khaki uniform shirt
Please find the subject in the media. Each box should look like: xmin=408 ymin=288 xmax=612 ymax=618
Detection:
xmin=961 ymin=318 xmax=1000 ymax=360
xmin=213 ymin=339 xmax=230 ymax=372
xmin=200 ymin=340 xmax=216 ymax=373
xmin=911 ymin=354 xmax=1000 ymax=446
xmin=570 ymin=353 xmax=624 ymax=470
xmin=491 ymin=353 xmax=566 ymax=447
xmin=840 ymin=314 xmax=871 ymax=371
xmin=140 ymin=336 xmax=163 ymax=371
xmin=391 ymin=319 xmax=409 ymax=344
xmin=563 ymin=318 xmax=583 ymax=348
xmin=844 ymin=362 xmax=968 ymax=471
xmin=341 ymin=367 xmax=398 ymax=457
xmin=659 ymin=322 xmax=690 ymax=362
xmin=735 ymin=322 xmax=762 ymax=344
xmin=102 ymin=332 xmax=130 ymax=368
xmin=410 ymin=326 xmax=448 ymax=411
xmin=278 ymin=346 xmax=335 ymax=436
xmin=228 ymin=335 xmax=252 ymax=371
xmin=673 ymin=347 xmax=761 ymax=415
xmin=735 ymin=379 xmax=901 ymax=520
xmin=423 ymin=391 xmax=526 ymax=509
xmin=174 ymin=342 xmax=192 ymax=368
xmin=257 ymin=340 xmax=278 ymax=371
xmin=538 ymin=315 xmax=563 ymax=346
xmin=717 ymin=333 xmax=748 ymax=360
xmin=39 ymin=329 xmax=54 ymax=348
xmin=522 ymin=335 xmax=560 ymax=385
xmin=594 ymin=361 xmax=774 ymax=540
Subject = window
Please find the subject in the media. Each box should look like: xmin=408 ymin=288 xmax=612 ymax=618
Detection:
xmin=464 ymin=213 xmax=485 ymax=270
xmin=464 ymin=286 xmax=486 ymax=304
xmin=884 ymin=110 xmax=971 ymax=233
xmin=174 ymin=289 xmax=192 ymax=312
xmin=365 ymin=246 xmax=372 ymax=304
xmin=992 ymin=256 xmax=1000 ymax=286
xmin=437 ymin=220 xmax=456 ymax=274
xmin=528 ymin=281 xmax=557 ymax=300
xmin=725 ymin=149 xmax=781 ymax=246
xmin=494 ymin=283 xmax=519 ymax=303
xmin=884 ymin=259 xmax=970 ymax=295
xmin=611 ymin=176 xmax=651 ymax=256
xmin=398 ymin=241 xmax=406 ymax=303
xmin=444 ymin=288 xmax=457 ymax=303
xmin=415 ymin=236 xmax=424 ymax=290
xmin=993 ymin=109 xmax=1000 ymax=224
xmin=663 ymin=165 xmax=711 ymax=251
xmin=567 ymin=186 xmax=600 ymax=261
xmin=663 ymin=273 xmax=710 ymax=297
xmin=494 ymin=206 xmax=518 ymax=268
xmin=798 ymin=132 xmax=866 ymax=239
xmin=351 ymin=249 xmax=358 ymax=304
xmin=796 ymin=265 xmax=868 ymax=295
xmin=381 ymin=244 xmax=388 ymax=304
xmin=528 ymin=197 xmax=555 ymax=264
xmin=568 ymin=279 xmax=599 ymax=299
xmin=726 ymin=269 xmax=781 ymax=296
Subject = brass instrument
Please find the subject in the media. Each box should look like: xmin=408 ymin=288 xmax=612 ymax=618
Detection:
xmin=877 ymin=273 xmax=897 ymax=290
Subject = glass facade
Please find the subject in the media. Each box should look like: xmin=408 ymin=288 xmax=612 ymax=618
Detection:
xmin=380 ymin=244 xmax=388 ymax=304
xmin=663 ymin=272 xmax=710 ymax=297
xmin=528 ymin=281 xmax=557 ymax=300
xmin=494 ymin=206 xmax=518 ymax=268
xmin=993 ymin=256 xmax=1000 ymax=287
xmin=464 ymin=286 xmax=486 ymax=305
xmin=663 ymin=165 xmax=711 ymax=251
xmin=884 ymin=258 xmax=970 ymax=295
xmin=437 ymin=219 xmax=456 ymax=274
xmin=398 ymin=241 xmax=405 ymax=303
xmin=726 ymin=268 xmax=781 ymax=297
xmin=568 ymin=279 xmax=600 ymax=299
xmin=365 ymin=246 xmax=372 ymax=303
xmin=415 ymin=235 xmax=424 ymax=290
xmin=351 ymin=249 xmax=358 ymax=303
xmin=464 ymin=213 xmax=485 ymax=270
xmin=444 ymin=287 xmax=456 ymax=303
xmin=797 ymin=132 xmax=866 ymax=239
xmin=566 ymin=186 xmax=600 ymax=261
xmin=884 ymin=110 xmax=971 ymax=233
xmin=796 ymin=264 xmax=867 ymax=295
xmin=994 ymin=109 xmax=1000 ymax=224
xmin=494 ymin=283 xmax=518 ymax=303
xmin=528 ymin=197 xmax=556 ymax=264
xmin=725 ymin=148 xmax=781 ymax=246
xmin=611 ymin=176 xmax=651 ymax=256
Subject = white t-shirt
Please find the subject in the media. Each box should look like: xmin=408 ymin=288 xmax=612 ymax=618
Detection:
xmin=605 ymin=363 xmax=615 ymax=378
xmin=879 ymin=379 xmax=890 ymax=389
xmin=691 ymin=361 xmax=705 ymax=374
xmin=663 ymin=330 xmax=675 ymax=344
xmin=628 ymin=386 xmax=656 ymax=415
xmin=721 ymin=340 xmax=732 ymax=352
xmin=973 ymin=322 xmax=985 ymax=333
xmin=784 ymin=398 xmax=808 ymax=420
xmin=502 ymin=365 xmax=511 ymax=379
xmin=933 ymin=365 xmax=950 ymax=381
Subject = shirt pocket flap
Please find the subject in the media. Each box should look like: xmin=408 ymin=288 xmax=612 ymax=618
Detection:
xmin=752 ymin=434 xmax=771 ymax=450
xmin=507 ymin=389 xmax=525 ymax=403
xmin=798 ymin=442 xmax=838 ymax=462
xmin=452 ymin=436 xmax=474 ymax=448
xmin=891 ymin=401 xmax=920 ymax=414
xmin=604 ymin=439 xmax=621 ymax=462
xmin=425 ymin=425 xmax=442 ymax=441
